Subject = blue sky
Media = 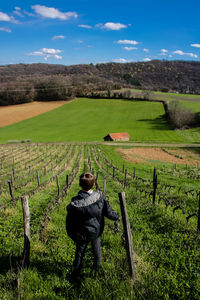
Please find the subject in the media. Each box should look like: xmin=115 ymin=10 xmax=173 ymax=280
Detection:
xmin=0 ymin=0 xmax=200 ymax=65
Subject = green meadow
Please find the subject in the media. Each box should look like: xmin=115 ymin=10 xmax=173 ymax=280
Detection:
xmin=129 ymin=88 xmax=200 ymax=102
xmin=0 ymin=98 xmax=195 ymax=144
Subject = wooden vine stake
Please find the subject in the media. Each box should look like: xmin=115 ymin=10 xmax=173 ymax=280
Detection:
xmin=118 ymin=192 xmax=137 ymax=278
xmin=113 ymin=167 xmax=115 ymax=179
xmin=124 ymin=169 xmax=127 ymax=189
xmin=133 ymin=167 xmax=136 ymax=179
xmin=8 ymin=180 xmax=15 ymax=206
xmin=21 ymin=196 xmax=30 ymax=268
xmin=66 ymin=174 xmax=69 ymax=189
xmin=36 ymin=171 xmax=40 ymax=187
xmin=153 ymin=168 xmax=158 ymax=205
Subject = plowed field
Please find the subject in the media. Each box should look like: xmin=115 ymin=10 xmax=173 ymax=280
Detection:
xmin=116 ymin=147 xmax=200 ymax=165
xmin=0 ymin=101 xmax=66 ymax=127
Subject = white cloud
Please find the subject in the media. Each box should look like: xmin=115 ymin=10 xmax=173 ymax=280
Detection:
xmin=161 ymin=49 xmax=168 ymax=53
xmin=41 ymin=48 xmax=61 ymax=54
xmin=31 ymin=5 xmax=78 ymax=20
xmin=123 ymin=47 xmax=137 ymax=51
xmin=0 ymin=11 xmax=18 ymax=24
xmin=97 ymin=22 xmax=127 ymax=30
xmin=173 ymin=50 xmax=198 ymax=58
xmin=78 ymin=25 xmax=92 ymax=29
xmin=116 ymin=39 xmax=139 ymax=45
xmin=143 ymin=58 xmax=151 ymax=62
xmin=112 ymin=58 xmax=129 ymax=63
xmin=0 ymin=11 xmax=11 ymax=21
xmin=13 ymin=7 xmax=24 ymax=17
xmin=26 ymin=48 xmax=62 ymax=60
xmin=190 ymin=44 xmax=200 ymax=48
xmin=52 ymin=35 xmax=66 ymax=40
xmin=23 ymin=10 xmax=35 ymax=17
xmin=143 ymin=48 xmax=149 ymax=52
xmin=0 ymin=27 xmax=11 ymax=32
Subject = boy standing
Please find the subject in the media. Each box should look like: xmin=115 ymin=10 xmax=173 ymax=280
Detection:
xmin=66 ymin=172 xmax=120 ymax=278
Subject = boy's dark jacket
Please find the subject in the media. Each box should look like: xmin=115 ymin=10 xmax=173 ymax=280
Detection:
xmin=66 ymin=190 xmax=119 ymax=242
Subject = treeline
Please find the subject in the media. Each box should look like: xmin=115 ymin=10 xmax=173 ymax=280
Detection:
xmin=0 ymin=60 xmax=200 ymax=106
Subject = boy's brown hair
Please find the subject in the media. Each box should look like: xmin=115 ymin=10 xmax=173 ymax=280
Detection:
xmin=79 ymin=172 xmax=95 ymax=191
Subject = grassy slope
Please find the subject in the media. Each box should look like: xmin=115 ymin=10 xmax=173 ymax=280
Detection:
xmin=129 ymin=88 xmax=200 ymax=102
xmin=0 ymin=98 xmax=184 ymax=144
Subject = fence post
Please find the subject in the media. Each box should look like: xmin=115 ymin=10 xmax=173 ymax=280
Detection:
xmin=133 ymin=167 xmax=136 ymax=179
xmin=153 ymin=168 xmax=157 ymax=205
xmin=66 ymin=174 xmax=69 ymax=188
xmin=10 ymin=174 xmax=14 ymax=187
xmin=118 ymin=192 xmax=137 ymax=278
xmin=21 ymin=195 xmax=30 ymax=268
xmin=36 ymin=171 xmax=40 ymax=187
xmin=12 ymin=167 xmax=15 ymax=178
xmin=124 ymin=169 xmax=127 ymax=188
xmin=8 ymin=180 xmax=15 ymax=205
xmin=113 ymin=167 xmax=115 ymax=179
xmin=12 ymin=158 xmax=15 ymax=177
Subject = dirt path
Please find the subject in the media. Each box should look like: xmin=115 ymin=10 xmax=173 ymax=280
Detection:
xmin=102 ymin=142 xmax=200 ymax=148
xmin=0 ymin=101 xmax=67 ymax=127
xmin=116 ymin=147 xmax=200 ymax=165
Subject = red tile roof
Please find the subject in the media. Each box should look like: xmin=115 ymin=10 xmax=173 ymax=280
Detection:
xmin=109 ymin=132 xmax=130 ymax=139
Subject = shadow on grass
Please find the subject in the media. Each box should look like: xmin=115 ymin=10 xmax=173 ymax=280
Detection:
xmin=137 ymin=203 xmax=178 ymax=234
xmin=31 ymin=257 xmax=71 ymax=277
xmin=31 ymin=257 xmax=84 ymax=293
xmin=0 ymin=255 xmax=22 ymax=275
xmin=137 ymin=115 xmax=173 ymax=131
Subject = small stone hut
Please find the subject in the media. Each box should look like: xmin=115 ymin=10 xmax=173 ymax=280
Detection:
xmin=104 ymin=132 xmax=130 ymax=141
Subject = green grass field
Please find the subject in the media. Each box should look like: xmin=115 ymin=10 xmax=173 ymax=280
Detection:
xmin=0 ymin=98 xmax=195 ymax=144
xmin=128 ymin=88 xmax=200 ymax=102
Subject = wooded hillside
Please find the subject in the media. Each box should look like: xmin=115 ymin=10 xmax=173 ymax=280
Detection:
xmin=0 ymin=60 xmax=200 ymax=105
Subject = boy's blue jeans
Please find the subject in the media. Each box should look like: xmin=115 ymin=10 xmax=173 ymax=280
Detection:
xmin=73 ymin=237 xmax=101 ymax=273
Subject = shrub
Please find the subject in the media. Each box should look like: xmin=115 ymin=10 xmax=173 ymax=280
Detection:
xmin=168 ymin=101 xmax=197 ymax=129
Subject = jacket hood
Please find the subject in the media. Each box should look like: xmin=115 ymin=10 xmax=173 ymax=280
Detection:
xmin=70 ymin=190 xmax=101 ymax=208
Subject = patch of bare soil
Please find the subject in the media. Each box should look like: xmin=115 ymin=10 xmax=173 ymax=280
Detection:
xmin=0 ymin=101 xmax=67 ymax=127
xmin=167 ymin=149 xmax=200 ymax=165
xmin=116 ymin=148 xmax=147 ymax=164
xmin=116 ymin=147 xmax=200 ymax=166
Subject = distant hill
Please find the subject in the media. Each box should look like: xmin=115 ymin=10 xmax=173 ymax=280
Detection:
xmin=0 ymin=60 xmax=200 ymax=105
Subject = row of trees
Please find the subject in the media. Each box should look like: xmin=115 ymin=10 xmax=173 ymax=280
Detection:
xmin=1 ymin=60 xmax=200 ymax=106
xmin=0 ymin=76 xmax=123 ymax=105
